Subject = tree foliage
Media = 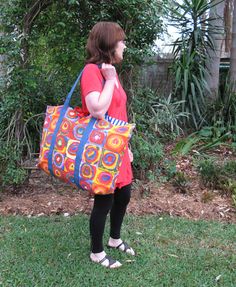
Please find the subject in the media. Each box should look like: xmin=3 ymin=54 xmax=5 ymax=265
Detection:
xmin=0 ymin=0 xmax=165 ymax=186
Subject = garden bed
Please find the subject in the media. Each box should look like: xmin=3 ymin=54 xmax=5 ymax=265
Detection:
xmin=0 ymin=153 xmax=235 ymax=223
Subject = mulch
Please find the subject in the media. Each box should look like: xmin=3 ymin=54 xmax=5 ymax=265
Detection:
xmin=0 ymin=167 xmax=235 ymax=223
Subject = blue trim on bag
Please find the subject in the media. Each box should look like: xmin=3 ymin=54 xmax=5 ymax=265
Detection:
xmin=74 ymin=117 xmax=97 ymax=188
xmin=104 ymin=114 xmax=128 ymax=126
xmin=48 ymin=69 xmax=84 ymax=176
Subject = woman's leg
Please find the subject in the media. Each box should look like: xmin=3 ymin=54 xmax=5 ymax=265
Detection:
xmin=89 ymin=193 xmax=122 ymax=268
xmin=110 ymin=184 xmax=131 ymax=239
xmin=108 ymin=184 xmax=135 ymax=255
xmin=90 ymin=193 xmax=113 ymax=253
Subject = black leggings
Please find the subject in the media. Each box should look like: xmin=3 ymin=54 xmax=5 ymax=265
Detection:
xmin=89 ymin=184 xmax=131 ymax=253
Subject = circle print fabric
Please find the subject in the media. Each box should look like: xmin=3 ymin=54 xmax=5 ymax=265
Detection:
xmin=80 ymin=163 xmax=95 ymax=180
xmin=53 ymin=152 xmax=64 ymax=169
xmin=45 ymin=133 xmax=53 ymax=147
xmin=64 ymin=158 xmax=75 ymax=172
xmin=73 ymin=125 xmax=85 ymax=140
xmin=55 ymin=135 xmax=67 ymax=152
xmin=66 ymin=109 xmax=78 ymax=120
xmin=47 ymin=106 xmax=55 ymax=115
xmin=67 ymin=140 xmax=80 ymax=159
xmin=61 ymin=119 xmax=72 ymax=134
xmin=105 ymin=134 xmax=126 ymax=153
xmin=89 ymin=130 xmax=105 ymax=145
xmin=97 ymin=171 xmax=113 ymax=185
xmin=100 ymin=150 xmax=119 ymax=171
xmin=49 ymin=117 xmax=58 ymax=131
xmin=114 ymin=126 xmax=130 ymax=135
xmin=79 ymin=179 xmax=92 ymax=191
xmin=84 ymin=145 xmax=101 ymax=164
xmin=95 ymin=119 xmax=112 ymax=130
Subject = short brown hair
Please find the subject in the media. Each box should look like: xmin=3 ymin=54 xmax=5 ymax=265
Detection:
xmin=86 ymin=22 xmax=125 ymax=64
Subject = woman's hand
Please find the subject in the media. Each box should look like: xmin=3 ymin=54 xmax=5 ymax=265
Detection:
xmin=128 ymin=148 xmax=133 ymax=162
xmin=101 ymin=63 xmax=116 ymax=81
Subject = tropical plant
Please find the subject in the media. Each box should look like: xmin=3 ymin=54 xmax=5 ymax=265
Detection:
xmin=130 ymin=87 xmax=189 ymax=140
xmin=197 ymin=157 xmax=220 ymax=188
xmin=206 ymin=0 xmax=236 ymax=98
xmin=168 ymin=0 xmax=223 ymax=128
xmin=0 ymin=141 xmax=27 ymax=186
xmin=172 ymin=123 xmax=235 ymax=156
xmin=150 ymin=93 xmax=189 ymax=138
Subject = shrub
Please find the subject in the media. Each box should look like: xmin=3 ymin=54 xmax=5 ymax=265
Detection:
xmin=0 ymin=142 xmax=27 ymax=187
xmin=132 ymin=133 xmax=164 ymax=180
xmin=197 ymin=158 xmax=236 ymax=206
xmin=171 ymin=171 xmax=190 ymax=194
xmin=197 ymin=158 xmax=220 ymax=189
xmin=129 ymin=85 xmax=190 ymax=180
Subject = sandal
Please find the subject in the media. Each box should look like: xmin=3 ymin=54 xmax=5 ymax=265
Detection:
xmin=107 ymin=241 xmax=135 ymax=256
xmin=90 ymin=254 xmax=122 ymax=269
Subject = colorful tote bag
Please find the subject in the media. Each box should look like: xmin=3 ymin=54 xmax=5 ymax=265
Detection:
xmin=38 ymin=69 xmax=135 ymax=195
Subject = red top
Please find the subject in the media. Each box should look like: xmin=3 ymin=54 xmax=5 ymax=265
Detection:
xmin=80 ymin=63 xmax=133 ymax=189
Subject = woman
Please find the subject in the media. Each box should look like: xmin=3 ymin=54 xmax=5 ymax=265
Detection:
xmin=80 ymin=22 xmax=135 ymax=269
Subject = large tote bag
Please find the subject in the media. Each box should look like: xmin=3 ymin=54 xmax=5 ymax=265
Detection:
xmin=38 ymin=69 xmax=135 ymax=195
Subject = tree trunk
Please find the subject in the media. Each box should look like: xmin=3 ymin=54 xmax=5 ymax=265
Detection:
xmin=229 ymin=0 xmax=236 ymax=91
xmin=206 ymin=0 xmax=226 ymax=100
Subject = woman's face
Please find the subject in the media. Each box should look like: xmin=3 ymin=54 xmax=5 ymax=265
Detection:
xmin=114 ymin=40 xmax=126 ymax=63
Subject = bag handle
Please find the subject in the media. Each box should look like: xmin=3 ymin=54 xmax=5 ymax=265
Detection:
xmin=64 ymin=64 xmax=105 ymax=109
xmin=47 ymin=69 xmax=84 ymax=176
xmin=64 ymin=69 xmax=84 ymax=109
xmin=48 ymin=65 xmax=105 ymax=178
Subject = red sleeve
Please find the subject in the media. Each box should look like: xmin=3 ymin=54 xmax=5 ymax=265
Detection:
xmin=81 ymin=64 xmax=103 ymax=98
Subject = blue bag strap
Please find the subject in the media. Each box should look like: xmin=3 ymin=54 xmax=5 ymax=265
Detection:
xmin=74 ymin=117 xmax=97 ymax=189
xmin=48 ymin=68 xmax=84 ymax=175
xmin=48 ymin=65 xmax=108 ymax=190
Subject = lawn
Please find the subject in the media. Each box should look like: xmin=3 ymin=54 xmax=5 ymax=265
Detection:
xmin=0 ymin=215 xmax=235 ymax=287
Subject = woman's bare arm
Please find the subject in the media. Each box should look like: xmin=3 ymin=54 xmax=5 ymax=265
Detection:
xmin=85 ymin=64 xmax=116 ymax=118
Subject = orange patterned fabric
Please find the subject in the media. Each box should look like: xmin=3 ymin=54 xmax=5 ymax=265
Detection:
xmin=38 ymin=105 xmax=135 ymax=195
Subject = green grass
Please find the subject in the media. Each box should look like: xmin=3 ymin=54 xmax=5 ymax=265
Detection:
xmin=0 ymin=215 xmax=235 ymax=287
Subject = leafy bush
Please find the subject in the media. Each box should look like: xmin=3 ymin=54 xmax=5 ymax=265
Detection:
xmin=197 ymin=158 xmax=220 ymax=188
xmin=132 ymin=133 xmax=164 ymax=180
xmin=171 ymin=171 xmax=190 ymax=194
xmin=0 ymin=142 xmax=27 ymax=186
xmin=224 ymin=160 xmax=236 ymax=175
xmin=0 ymin=0 xmax=165 ymax=187
xmin=161 ymin=159 xmax=177 ymax=181
xmin=129 ymin=86 xmax=190 ymax=179
xmin=197 ymin=158 xmax=236 ymax=206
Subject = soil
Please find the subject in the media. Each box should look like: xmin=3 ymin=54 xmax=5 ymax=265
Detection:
xmin=0 ymin=148 xmax=235 ymax=224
